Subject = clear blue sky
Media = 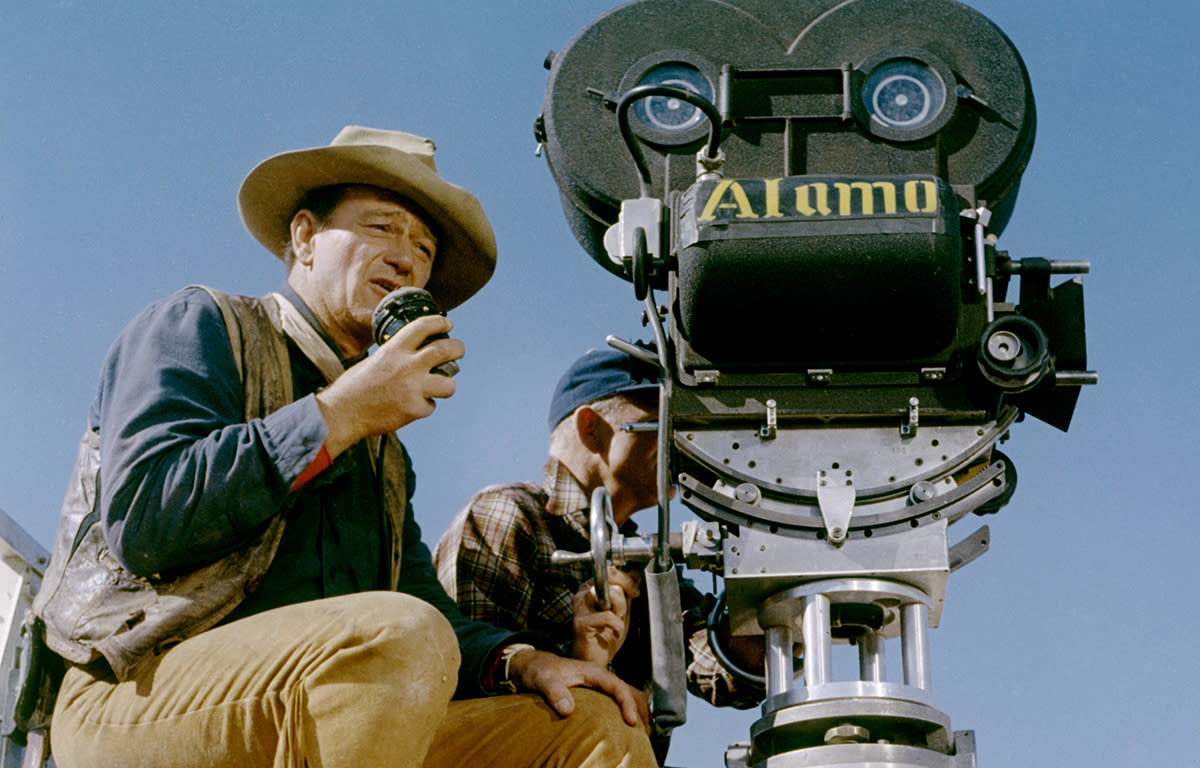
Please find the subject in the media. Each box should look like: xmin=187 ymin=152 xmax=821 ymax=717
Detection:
xmin=2 ymin=1 xmax=1196 ymax=766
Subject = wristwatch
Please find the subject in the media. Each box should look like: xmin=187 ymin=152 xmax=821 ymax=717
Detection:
xmin=496 ymin=643 xmax=536 ymax=694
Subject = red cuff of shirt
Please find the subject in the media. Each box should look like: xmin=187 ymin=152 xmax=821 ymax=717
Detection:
xmin=290 ymin=444 xmax=332 ymax=492
xmin=481 ymin=644 xmax=507 ymax=693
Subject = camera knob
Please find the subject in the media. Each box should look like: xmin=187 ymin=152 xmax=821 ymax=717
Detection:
xmin=977 ymin=315 xmax=1050 ymax=392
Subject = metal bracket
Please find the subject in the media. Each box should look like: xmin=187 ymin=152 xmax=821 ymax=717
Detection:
xmin=679 ymin=520 xmax=722 ymax=571
xmin=807 ymin=368 xmax=833 ymax=385
xmin=963 ymin=205 xmax=995 ymax=322
xmin=901 ymin=397 xmax=919 ymax=438
xmin=816 ymin=469 xmax=856 ymax=545
xmin=760 ymin=399 xmax=778 ymax=440
xmin=949 ymin=525 xmax=991 ymax=572
xmin=962 ymin=205 xmax=992 ymax=290
xmin=602 ymin=196 xmax=663 ymax=269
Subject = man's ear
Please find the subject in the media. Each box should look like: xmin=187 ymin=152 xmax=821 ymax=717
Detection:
xmin=574 ymin=406 xmax=604 ymax=453
xmin=290 ymin=210 xmax=319 ymax=266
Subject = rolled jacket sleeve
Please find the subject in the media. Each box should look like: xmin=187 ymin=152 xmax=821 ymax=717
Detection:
xmin=94 ymin=287 xmax=326 ymax=576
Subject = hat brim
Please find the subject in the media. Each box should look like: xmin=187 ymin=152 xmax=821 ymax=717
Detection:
xmin=238 ymin=143 xmax=496 ymax=310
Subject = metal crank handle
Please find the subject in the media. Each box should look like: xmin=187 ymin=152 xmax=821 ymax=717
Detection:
xmin=549 ymin=488 xmax=671 ymax=610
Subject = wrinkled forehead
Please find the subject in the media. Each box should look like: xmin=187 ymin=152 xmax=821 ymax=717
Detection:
xmin=315 ymin=184 xmax=440 ymax=244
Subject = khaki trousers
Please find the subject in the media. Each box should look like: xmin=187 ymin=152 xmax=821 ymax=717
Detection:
xmin=50 ymin=592 xmax=655 ymax=768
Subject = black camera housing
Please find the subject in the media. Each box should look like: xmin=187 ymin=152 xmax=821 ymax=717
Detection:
xmin=538 ymin=0 xmax=1086 ymax=432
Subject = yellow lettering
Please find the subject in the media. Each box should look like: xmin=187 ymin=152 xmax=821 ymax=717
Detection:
xmin=836 ymin=181 xmax=878 ymax=215
xmin=698 ymin=180 xmax=760 ymax=221
xmin=873 ymin=182 xmax=897 ymax=214
xmin=763 ymin=178 xmax=784 ymax=218
xmin=698 ymin=177 xmax=937 ymax=221
xmin=904 ymin=180 xmax=938 ymax=213
xmin=795 ymin=183 xmax=832 ymax=216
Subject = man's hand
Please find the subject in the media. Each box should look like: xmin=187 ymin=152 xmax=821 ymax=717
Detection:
xmin=506 ymin=648 xmax=649 ymax=730
xmin=316 ymin=315 xmax=463 ymax=458
xmin=571 ymin=567 xmax=640 ymax=666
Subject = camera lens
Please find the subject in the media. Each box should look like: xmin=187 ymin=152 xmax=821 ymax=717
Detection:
xmin=372 ymin=287 xmax=459 ymax=377
xmin=633 ymin=63 xmax=714 ymax=134
xmin=863 ymin=59 xmax=946 ymax=132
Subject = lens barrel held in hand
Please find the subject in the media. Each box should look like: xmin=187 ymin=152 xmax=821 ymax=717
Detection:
xmin=371 ymin=287 xmax=459 ymax=377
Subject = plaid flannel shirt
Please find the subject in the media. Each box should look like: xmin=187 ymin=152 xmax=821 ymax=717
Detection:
xmin=434 ymin=459 xmax=762 ymax=709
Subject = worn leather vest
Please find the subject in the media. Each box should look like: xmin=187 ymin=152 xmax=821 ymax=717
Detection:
xmin=32 ymin=287 xmax=408 ymax=681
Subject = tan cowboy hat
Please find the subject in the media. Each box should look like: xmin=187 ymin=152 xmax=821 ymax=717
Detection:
xmin=238 ymin=125 xmax=497 ymax=310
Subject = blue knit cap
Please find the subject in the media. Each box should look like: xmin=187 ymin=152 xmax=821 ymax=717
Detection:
xmin=547 ymin=347 xmax=660 ymax=430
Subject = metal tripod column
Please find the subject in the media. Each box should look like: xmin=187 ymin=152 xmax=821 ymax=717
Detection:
xmin=745 ymin=578 xmax=974 ymax=768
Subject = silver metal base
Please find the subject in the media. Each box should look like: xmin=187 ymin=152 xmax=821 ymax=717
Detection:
xmin=728 ymin=573 xmax=978 ymax=768
xmin=757 ymin=731 xmax=977 ymax=768
xmin=726 ymin=729 xmax=978 ymax=768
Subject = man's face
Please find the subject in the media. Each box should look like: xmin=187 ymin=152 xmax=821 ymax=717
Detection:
xmin=290 ymin=186 xmax=437 ymax=357
xmin=604 ymin=399 xmax=660 ymax=523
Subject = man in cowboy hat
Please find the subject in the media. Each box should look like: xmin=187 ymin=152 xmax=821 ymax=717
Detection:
xmin=42 ymin=126 xmax=655 ymax=768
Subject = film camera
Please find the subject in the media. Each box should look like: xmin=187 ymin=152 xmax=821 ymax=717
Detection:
xmin=539 ymin=1 xmax=1094 ymax=766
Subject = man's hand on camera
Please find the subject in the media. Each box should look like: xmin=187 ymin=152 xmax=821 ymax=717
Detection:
xmin=315 ymin=314 xmax=463 ymax=458
xmin=506 ymin=648 xmax=649 ymax=730
xmin=570 ymin=567 xmax=640 ymax=666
